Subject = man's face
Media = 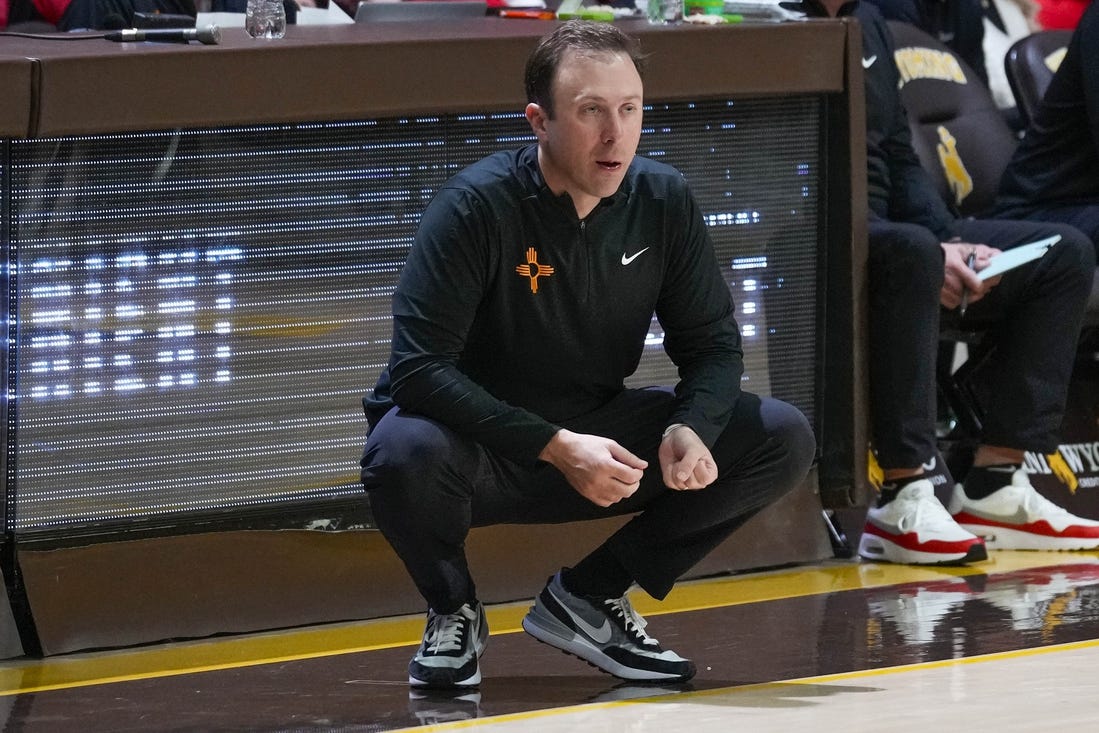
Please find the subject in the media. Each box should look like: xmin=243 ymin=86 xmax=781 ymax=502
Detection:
xmin=526 ymin=49 xmax=644 ymax=219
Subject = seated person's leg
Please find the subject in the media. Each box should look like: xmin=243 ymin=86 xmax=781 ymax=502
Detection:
xmin=865 ymin=221 xmax=943 ymax=474
xmin=946 ymin=219 xmax=1099 ymax=549
xmin=994 ymin=204 xmax=1099 ymax=259
xmin=859 ymin=221 xmax=987 ymax=565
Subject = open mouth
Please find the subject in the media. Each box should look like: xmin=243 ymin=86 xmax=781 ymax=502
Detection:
xmin=596 ymin=160 xmax=621 ymax=171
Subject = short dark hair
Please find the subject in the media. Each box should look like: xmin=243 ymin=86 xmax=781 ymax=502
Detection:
xmin=524 ymin=20 xmax=647 ymax=119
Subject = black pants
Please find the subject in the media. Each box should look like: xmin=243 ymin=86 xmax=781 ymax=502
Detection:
xmin=995 ymin=203 xmax=1099 ymax=258
xmin=361 ymin=389 xmax=815 ymax=613
xmin=868 ymin=217 xmax=1094 ymax=470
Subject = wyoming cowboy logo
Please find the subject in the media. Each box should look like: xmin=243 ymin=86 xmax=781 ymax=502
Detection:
xmin=936 ymin=126 xmax=973 ymax=207
xmin=516 ymin=247 xmax=555 ymax=293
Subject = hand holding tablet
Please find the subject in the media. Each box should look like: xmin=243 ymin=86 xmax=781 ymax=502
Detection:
xmin=958 ymin=235 xmax=1060 ymax=317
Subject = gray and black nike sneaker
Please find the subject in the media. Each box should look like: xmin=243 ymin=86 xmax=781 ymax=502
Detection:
xmin=409 ymin=601 xmax=488 ymax=688
xmin=522 ymin=572 xmax=695 ymax=682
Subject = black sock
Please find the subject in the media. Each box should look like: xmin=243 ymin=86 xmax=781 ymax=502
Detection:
xmin=877 ymin=474 xmax=925 ymax=507
xmin=877 ymin=455 xmax=955 ymax=507
xmin=964 ymin=463 xmax=1020 ymax=500
xmin=560 ymin=546 xmax=633 ymax=601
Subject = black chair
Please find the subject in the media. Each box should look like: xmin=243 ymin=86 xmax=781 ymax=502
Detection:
xmin=1004 ymin=29 xmax=1073 ymax=130
xmin=887 ymin=20 xmax=1020 ymax=220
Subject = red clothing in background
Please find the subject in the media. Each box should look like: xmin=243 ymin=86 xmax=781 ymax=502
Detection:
xmin=33 ymin=0 xmax=70 ymax=23
xmin=1 ymin=0 xmax=72 ymax=26
xmin=1036 ymin=0 xmax=1092 ymax=28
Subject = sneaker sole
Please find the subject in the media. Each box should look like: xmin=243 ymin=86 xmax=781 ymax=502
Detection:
xmin=521 ymin=610 xmax=693 ymax=682
xmin=957 ymin=523 xmax=1099 ymax=551
xmin=408 ymin=669 xmax=481 ymax=689
xmin=858 ymin=533 xmax=988 ymax=565
xmin=409 ymin=640 xmax=486 ymax=689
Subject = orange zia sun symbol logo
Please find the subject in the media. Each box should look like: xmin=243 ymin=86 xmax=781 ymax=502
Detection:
xmin=515 ymin=247 xmax=555 ymax=293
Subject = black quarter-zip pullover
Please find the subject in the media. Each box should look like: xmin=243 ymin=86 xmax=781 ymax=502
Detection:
xmin=365 ymin=145 xmax=743 ymax=464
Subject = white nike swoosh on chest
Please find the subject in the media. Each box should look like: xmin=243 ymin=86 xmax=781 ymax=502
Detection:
xmin=621 ymin=247 xmax=650 ymax=265
xmin=862 ymin=55 xmax=877 ymax=69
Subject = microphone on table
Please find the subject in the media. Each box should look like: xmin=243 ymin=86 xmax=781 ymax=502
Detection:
xmin=105 ymin=25 xmax=222 ymax=45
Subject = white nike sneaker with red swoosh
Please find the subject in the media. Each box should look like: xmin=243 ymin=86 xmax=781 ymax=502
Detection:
xmin=950 ymin=469 xmax=1099 ymax=551
xmin=859 ymin=479 xmax=988 ymax=565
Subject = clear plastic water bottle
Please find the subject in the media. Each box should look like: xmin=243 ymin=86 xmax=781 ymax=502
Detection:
xmin=246 ymin=0 xmax=286 ymax=39
xmin=644 ymin=0 xmax=683 ymax=24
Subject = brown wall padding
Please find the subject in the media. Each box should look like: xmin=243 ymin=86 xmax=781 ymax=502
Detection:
xmin=0 ymin=54 xmax=33 ymax=137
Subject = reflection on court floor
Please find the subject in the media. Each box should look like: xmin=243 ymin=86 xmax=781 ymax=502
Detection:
xmin=0 ymin=552 xmax=1097 ymax=731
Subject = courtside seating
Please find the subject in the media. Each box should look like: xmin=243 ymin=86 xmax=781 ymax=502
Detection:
xmin=885 ymin=21 xmax=1099 ymax=482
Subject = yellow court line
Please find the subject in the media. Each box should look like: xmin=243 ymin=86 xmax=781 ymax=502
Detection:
xmin=382 ymin=637 xmax=1099 ymax=733
xmin=0 ymin=551 xmax=1095 ymax=696
xmin=652 ymin=636 xmax=1099 ymax=706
